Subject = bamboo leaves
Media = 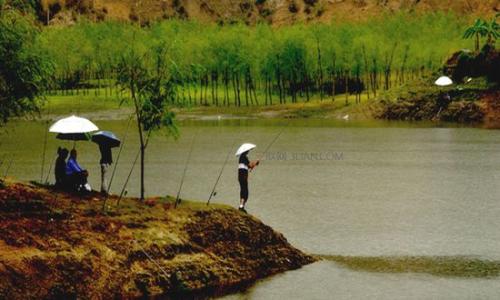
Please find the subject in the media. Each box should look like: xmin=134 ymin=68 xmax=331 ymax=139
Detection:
xmin=38 ymin=12 xmax=472 ymax=106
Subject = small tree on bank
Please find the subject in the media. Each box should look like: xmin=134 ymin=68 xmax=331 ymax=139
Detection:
xmin=117 ymin=44 xmax=178 ymax=201
xmin=463 ymin=15 xmax=499 ymax=52
xmin=0 ymin=10 xmax=52 ymax=124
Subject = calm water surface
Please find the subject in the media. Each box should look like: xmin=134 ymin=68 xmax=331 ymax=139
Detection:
xmin=2 ymin=118 xmax=500 ymax=299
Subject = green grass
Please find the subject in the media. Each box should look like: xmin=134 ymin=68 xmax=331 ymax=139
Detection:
xmin=43 ymin=92 xmax=129 ymax=115
xmin=42 ymin=87 xmax=378 ymax=120
xmin=321 ymin=255 xmax=500 ymax=278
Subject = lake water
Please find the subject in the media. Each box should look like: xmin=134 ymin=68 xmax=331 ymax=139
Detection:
xmin=2 ymin=118 xmax=500 ymax=299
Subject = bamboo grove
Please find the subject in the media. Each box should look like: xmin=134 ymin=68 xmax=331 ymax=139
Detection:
xmin=39 ymin=12 xmax=471 ymax=106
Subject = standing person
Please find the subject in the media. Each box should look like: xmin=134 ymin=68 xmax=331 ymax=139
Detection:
xmin=237 ymin=147 xmax=259 ymax=213
xmin=66 ymin=149 xmax=90 ymax=193
xmin=98 ymin=144 xmax=113 ymax=194
xmin=55 ymin=147 xmax=68 ymax=189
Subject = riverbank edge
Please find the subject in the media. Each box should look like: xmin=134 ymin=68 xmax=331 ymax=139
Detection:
xmin=37 ymin=88 xmax=496 ymax=126
xmin=0 ymin=180 xmax=316 ymax=299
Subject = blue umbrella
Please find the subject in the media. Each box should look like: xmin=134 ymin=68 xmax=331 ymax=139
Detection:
xmin=91 ymin=131 xmax=121 ymax=148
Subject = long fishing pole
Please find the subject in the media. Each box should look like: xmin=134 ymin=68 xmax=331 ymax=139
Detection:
xmin=102 ymin=113 xmax=134 ymax=212
xmin=175 ymin=130 xmax=198 ymax=208
xmin=132 ymin=239 xmax=170 ymax=279
xmin=44 ymin=154 xmax=57 ymax=184
xmin=108 ymin=113 xmax=134 ymax=192
xmin=41 ymin=102 xmax=51 ymax=183
xmin=206 ymin=141 xmax=236 ymax=206
xmin=259 ymin=120 xmax=290 ymax=160
xmin=116 ymin=130 xmax=152 ymax=207
xmin=251 ymin=119 xmax=291 ymax=173
xmin=116 ymin=147 xmax=140 ymax=207
xmin=3 ymin=155 xmax=14 ymax=178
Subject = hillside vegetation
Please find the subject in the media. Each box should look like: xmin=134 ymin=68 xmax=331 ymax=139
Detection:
xmin=4 ymin=0 xmax=499 ymax=26
xmin=38 ymin=13 xmax=473 ymax=107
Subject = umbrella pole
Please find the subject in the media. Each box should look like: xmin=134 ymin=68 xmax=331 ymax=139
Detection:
xmin=102 ymin=114 xmax=134 ymax=212
xmin=206 ymin=141 xmax=236 ymax=206
xmin=175 ymin=130 xmax=198 ymax=208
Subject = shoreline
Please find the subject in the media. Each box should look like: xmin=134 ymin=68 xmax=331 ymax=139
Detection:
xmin=0 ymin=180 xmax=315 ymax=299
xmin=34 ymin=85 xmax=498 ymax=127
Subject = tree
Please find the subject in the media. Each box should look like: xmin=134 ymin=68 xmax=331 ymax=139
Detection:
xmin=0 ymin=11 xmax=52 ymax=124
xmin=117 ymin=44 xmax=178 ymax=201
xmin=485 ymin=14 xmax=499 ymax=45
xmin=463 ymin=16 xmax=499 ymax=51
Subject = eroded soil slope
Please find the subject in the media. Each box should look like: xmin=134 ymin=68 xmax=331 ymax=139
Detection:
xmin=0 ymin=180 xmax=314 ymax=299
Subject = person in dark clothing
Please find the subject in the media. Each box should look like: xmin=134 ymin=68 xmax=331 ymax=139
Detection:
xmin=55 ymin=147 xmax=69 ymax=188
xmin=98 ymin=144 xmax=113 ymax=194
xmin=66 ymin=149 xmax=89 ymax=193
xmin=238 ymin=151 xmax=259 ymax=213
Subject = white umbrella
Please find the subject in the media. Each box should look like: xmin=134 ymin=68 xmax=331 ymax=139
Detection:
xmin=235 ymin=143 xmax=256 ymax=156
xmin=435 ymin=76 xmax=453 ymax=87
xmin=49 ymin=115 xmax=99 ymax=134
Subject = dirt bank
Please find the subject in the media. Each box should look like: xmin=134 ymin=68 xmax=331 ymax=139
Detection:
xmin=375 ymin=76 xmax=499 ymax=124
xmin=0 ymin=180 xmax=314 ymax=299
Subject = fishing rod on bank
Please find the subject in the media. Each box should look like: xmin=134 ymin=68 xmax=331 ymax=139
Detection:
xmin=116 ymin=129 xmax=153 ymax=208
xmin=40 ymin=102 xmax=51 ymax=183
xmin=3 ymin=155 xmax=14 ymax=179
xmin=102 ymin=113 xmax=134 ymax=212
xmin=250 ymin=118 xmax=291 ymax=173
xmin=44 ymin=154 xmax=57 ymax=184
xmin=175 ymin=130 xmax=198 ymax=208
xmin=0 ymin=155 xmax=5 ymax=171
xmin=250 ymin=97 xmax=307 ymax=172
xmin=205 ymin=119 xmax=292 ymax=206
xmin=206 ymin=140 xmax=237 ymax=206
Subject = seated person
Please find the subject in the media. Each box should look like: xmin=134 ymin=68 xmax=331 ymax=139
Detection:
xmin=55 ymin=147 xmax=69 ymax=188
xmin=66 ymin=149 xmax=90 ymax=192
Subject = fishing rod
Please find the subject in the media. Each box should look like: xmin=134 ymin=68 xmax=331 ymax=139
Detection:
xmin=41 ymin=102 xmax=51 ymax=183
xmin=108 ymin=113 xmax=134 ymax=191
xmin=0 ymin=155 xmax=5 ymax=170
xmin=175 ymin=130 xmax=198 ymax=208
xmin=116 ymin=147 xmax=140 ymax=207
xmin=205 ymin=120 xmax=291 ymax=206
xmin=102 ymin=113 xmax=134 ymax=212
xmin=3 ymin=155 xmax=14 ymax=179
xmin=206 ymin=140 xmax=236 ymax=206
xmin=251 ymin=119 xmax=291 ymax=173
xmin=116 ymin=129 xmax=152 ymax=207
xmin=259 ymin=120 xmax=290 ymax=160
xmin=132 ymin=239 xmax=170 ymax=279
xmin=254 ymin=97 xmax=306 ymax=166
xmin=44 ymin=154 xmax=57 ymax=184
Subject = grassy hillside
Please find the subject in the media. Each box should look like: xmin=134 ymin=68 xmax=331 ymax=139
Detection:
xmin=10 ymin=0 xmax=499 ymax=26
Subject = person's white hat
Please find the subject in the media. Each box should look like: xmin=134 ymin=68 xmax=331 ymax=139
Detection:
xmin=235 ymin=143 xmax=256 ymax=156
